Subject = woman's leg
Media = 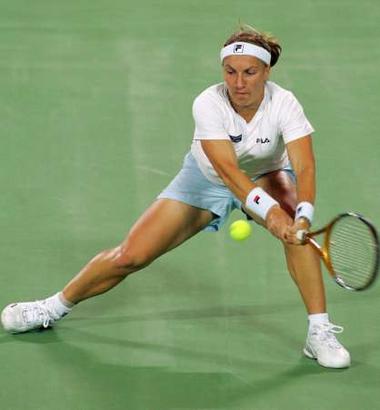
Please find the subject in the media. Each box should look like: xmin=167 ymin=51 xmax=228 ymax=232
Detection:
xmin=244 ymin=170 xmax=350 ymax=368
xmin=252 ymin=170 xmax=326 ymax=314
xmin=1 ymin=199 xmax=214 ymax=333
xmin=63 ymin=198 xmax=214 ymax=304
xmin=282 ymin=244 xmax=326 ymax=314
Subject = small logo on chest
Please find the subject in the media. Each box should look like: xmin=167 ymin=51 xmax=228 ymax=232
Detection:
xmin=229 ymin=134 xmax=242 ymax=143
xmin=256 ymin=137 xmax=271 ymax=144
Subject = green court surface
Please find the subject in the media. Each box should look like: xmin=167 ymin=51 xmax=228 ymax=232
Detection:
xmin=1 ymin=1 xmax=380 ymax=409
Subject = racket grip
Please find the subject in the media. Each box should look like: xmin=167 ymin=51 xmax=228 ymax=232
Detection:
xmin=296 ymin=229 xmax=308 ymax=242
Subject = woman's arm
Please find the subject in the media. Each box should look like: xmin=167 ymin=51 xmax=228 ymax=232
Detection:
xmin=201 ymin=139 xmax=292 ymax=241
xmin=286 ymin=135 xmax=316 ymax=205
xmin=200 ymin=139 xmax=258 ymax=202
xmin=285 ymin=135 xmax=316 ymax=243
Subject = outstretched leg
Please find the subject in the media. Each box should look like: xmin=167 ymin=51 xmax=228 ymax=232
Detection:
xmin=63 ymin=199 xmax=213 ymax=304
xmin=1 ymin=199 xmax=213 ymax=333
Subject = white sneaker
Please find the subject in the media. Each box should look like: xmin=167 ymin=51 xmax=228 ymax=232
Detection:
xmin=1 ymin=300 xmax=60 ymax=334
xmin=304 ymin=323 xmax=351 ymax=368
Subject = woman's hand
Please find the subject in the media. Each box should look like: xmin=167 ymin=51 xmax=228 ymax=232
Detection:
xmin=265 ymin=205 xmax=294 ymax=241
xmin=284 ymin=217 xmax=310 ymax=245
xmin=266 ymin=207 xmax=310 ymax=245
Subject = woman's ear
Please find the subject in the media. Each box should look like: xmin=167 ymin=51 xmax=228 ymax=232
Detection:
xmin=264 ymin=65 xmax=271 ymax=80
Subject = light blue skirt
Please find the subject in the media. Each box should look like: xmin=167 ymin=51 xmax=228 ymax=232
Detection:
xmin=157 ymin=152 xmax=294 ymax=232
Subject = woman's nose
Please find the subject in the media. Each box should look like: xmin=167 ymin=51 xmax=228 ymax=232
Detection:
xmin=236 ymin=74 xmax=245 ymax=88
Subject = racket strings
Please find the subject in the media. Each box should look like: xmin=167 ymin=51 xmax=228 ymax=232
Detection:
xmin=328 ymin=217 xmax=378 ymax=289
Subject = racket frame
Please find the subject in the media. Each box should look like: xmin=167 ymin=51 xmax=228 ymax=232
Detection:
xmin=305 ymin=212 xmax=380 ymax=291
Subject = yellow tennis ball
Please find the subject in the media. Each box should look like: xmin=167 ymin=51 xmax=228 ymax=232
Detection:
xmin=229 ymin=219 xmax=252 ymax=241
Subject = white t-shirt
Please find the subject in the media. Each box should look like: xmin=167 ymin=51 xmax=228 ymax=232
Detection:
xmin=191 ymin=81 xmax=315 ymax=185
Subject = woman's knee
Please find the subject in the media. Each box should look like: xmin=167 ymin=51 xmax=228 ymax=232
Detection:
xmin=110 ymin=245 xmax=154 ymax=274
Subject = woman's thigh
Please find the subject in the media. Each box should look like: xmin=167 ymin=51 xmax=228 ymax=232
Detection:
xmin=242 ymin=170 xmax=297 ymax=225
xmin=255 ymin=169 xmax=297 ymax=217
xmin=120 ymin=199 xmax=214 ymax=263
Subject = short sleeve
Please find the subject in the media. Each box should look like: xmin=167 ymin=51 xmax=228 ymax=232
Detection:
xmin=279 ymin=92 xmax=315 ymax=144
xmin=192 ymin=92 xmax=229 ymax=140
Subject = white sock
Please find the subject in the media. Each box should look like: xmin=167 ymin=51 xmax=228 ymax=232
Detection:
xmin=308 ymin=313 xmax=329 ymax=330
xmin=44 ymin=292 xmax=73 ymax=319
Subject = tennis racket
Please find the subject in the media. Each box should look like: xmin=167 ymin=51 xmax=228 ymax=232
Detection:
xmin=297 ymin=212 xmax=380 ymax=291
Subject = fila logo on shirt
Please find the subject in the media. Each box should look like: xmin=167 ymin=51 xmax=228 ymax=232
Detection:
xmin=256 ymin=137 xmax=270 ymax=144
xmin=233 ymin=44 xmax=244 ymax=54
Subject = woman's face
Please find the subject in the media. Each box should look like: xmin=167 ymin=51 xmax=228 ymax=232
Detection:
xmin=223 ymin=55 xmax=270 ymax=110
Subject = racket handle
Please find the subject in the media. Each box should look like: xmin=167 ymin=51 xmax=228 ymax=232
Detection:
xmin=296 ymin=229 xmax=308 ymax=242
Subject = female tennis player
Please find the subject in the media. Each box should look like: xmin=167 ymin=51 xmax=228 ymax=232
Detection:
xmin=1 ymin=25 xmax=350 ymax=368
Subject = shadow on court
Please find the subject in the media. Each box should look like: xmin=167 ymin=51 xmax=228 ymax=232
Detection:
xmin=0 ymin=320 xmax=351 ymax=410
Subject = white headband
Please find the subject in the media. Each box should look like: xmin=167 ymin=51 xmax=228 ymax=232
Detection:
xmin=220 ymin=42 xmax=271 ymax=65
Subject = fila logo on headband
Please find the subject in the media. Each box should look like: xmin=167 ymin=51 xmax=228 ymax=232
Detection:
xmin=221 ymin=42 xmax=271 ymax=65
xmin=233 ymin=44 xmax=244 ymax=54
